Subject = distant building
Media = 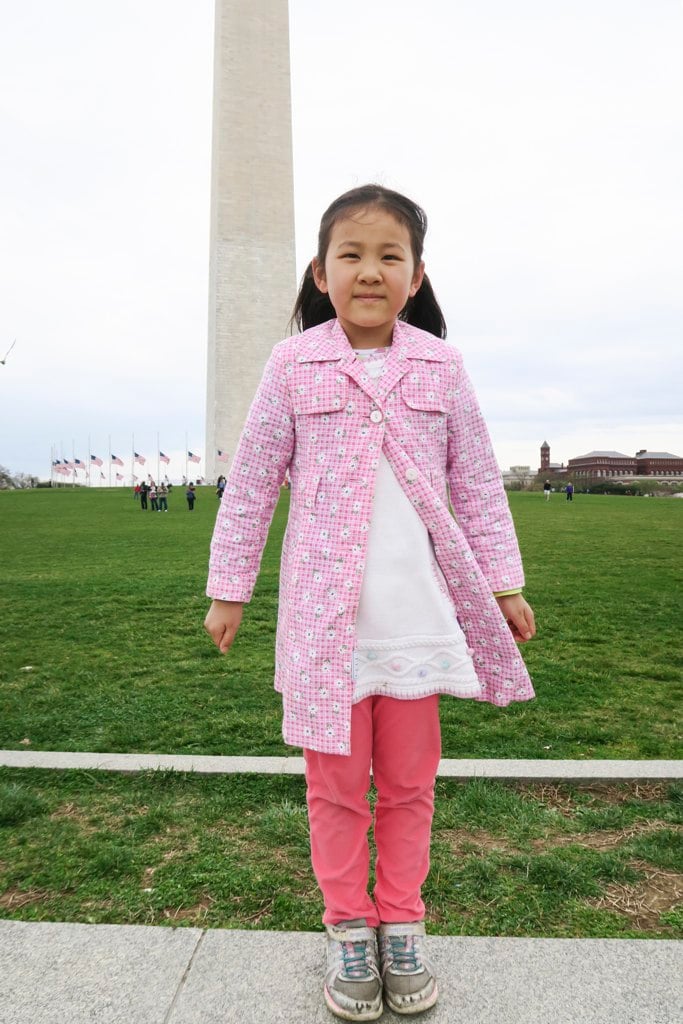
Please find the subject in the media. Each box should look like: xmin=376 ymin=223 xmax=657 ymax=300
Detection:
xmin=567 ymin=449 xmax=683 ymax=479
xmin=502 ymin=465 xmax=534 ymax=487
xmin=537 ymin=441 xmax=565 ymax=476
xmin=635 ymin=450 xmax=683 ymax=476
xmin=567 ymin=451 xmax=637 ymax=479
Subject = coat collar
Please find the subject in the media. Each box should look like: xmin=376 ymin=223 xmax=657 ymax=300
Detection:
xmin=294 ymin=320 xmax=450 ymax=405
xmin=295 ymin=318 xmax=449 ymax=364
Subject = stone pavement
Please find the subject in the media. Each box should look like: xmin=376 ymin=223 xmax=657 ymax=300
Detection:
xmin=1 ymin=919 xmax=681 ymax=1024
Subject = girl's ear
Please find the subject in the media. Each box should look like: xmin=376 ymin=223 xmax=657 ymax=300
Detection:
xmin=311 ymin=257 xmax=328 ymax=294
xmin=409 ymin=260 xmax=426 ymax=298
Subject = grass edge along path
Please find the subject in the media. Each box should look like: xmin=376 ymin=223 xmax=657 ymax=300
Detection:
xmin=0 ymin=768 xmax=681 ymax=940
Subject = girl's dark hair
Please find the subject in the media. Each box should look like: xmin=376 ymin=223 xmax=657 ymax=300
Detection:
xmin=290 ymin=184 xmax=447 ymax=339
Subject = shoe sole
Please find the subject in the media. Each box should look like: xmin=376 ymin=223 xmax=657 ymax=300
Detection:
xmin=323 ymin=984 xmax=383 ymax=1021
xmin=384 ymin=980 xmax=439 ymax=1015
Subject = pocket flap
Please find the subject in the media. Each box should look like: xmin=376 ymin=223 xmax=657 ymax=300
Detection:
xmin=292 ymin=371 xmax=348 ymax=415
xmin=401 ymin=377 xmax=447 ymax=413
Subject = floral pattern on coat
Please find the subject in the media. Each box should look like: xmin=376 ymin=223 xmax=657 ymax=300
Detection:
xmin=207 ymin=318 xmax=535 ymax=755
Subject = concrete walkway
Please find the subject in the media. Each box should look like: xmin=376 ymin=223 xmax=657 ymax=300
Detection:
xmin=1 ymin=919 xmax=681 ymax=1024
xmin=2 ymin=749 xmax=681 ymax=781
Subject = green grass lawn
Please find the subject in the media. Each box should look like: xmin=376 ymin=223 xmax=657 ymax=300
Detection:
xmin=1 ymin=486 xmax=681 ymax=759
xmin=0 ymin=769 xmax=680 ymax=938
xmin=1 ymin=486 xmax=681 ymax=937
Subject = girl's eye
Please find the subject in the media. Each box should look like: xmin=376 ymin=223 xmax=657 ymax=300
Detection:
xmin=340 ymin=253 xmax=359 ymax=260
xmin=383 ymin=255 xmax=401 ymax=261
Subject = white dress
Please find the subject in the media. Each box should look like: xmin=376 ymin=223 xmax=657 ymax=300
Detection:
xmin=352 ymin=348 xmax=483 ymax=702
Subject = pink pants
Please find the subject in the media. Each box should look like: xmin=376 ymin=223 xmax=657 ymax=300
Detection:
xmin=304 ymin=695 xmax=441 ymax=927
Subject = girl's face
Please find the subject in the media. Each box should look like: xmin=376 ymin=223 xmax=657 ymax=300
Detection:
xmin=312 ymin=207 xmax=425 ymax=348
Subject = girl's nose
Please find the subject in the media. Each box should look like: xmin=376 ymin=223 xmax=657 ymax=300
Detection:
xmin=358 ymin=260 xmax=382 ymax=282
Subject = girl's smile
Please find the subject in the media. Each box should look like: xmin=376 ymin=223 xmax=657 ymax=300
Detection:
xmin=312 ymin=208 xmax=425 ymax=349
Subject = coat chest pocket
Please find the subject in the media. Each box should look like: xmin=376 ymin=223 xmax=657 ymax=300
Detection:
xmin=292 ymin=368 xmax=348 ymax=416
xmin=400 ymin=375 xmax=447 ymax=414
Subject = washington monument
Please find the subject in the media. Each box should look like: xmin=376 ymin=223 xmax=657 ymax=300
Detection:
xmin=205 ymin=0 xmax=296 ymax=483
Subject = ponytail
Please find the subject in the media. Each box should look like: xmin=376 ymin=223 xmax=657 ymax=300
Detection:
xmin=399 ymin=274 xmax=447 ymax=339
xmin=290 ymin=264 xmax=336 ymax=333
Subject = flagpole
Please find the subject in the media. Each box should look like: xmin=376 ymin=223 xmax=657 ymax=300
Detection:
xmin=72 ymin=438 xmax=76 ymax=488
xmin=156 ymin=432 xmax=160 ymax=484
xmin=185 ymin=431 xmax=188 ymax=484
xmin=131 ymin=433 xmax=135 ymax=489
xmin=108 ymin=435 xmax=112 ymax=488
xmin=87 ymin=434 xmax=91 ymax=488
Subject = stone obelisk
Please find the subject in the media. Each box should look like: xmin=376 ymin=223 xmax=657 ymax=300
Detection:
xmin=205 ymin=0 xmax=296 ymax=483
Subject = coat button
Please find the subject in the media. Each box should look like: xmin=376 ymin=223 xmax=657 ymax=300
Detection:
xmin=405 ymin=467 xmax=419 ymax=482
xmin=369 ymin=410 xmax=383 ymax=424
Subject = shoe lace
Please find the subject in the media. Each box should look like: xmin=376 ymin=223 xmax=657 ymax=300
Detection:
xmin=388 ymin=934 xmax=419 ymax=972
xmin=341 ymin=940 xmax=373 ymax=979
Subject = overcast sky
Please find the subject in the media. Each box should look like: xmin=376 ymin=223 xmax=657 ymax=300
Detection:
xmin=1 ymin=0 xmax=681 ymax=481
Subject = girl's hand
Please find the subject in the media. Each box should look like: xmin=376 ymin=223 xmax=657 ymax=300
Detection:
xmin=495 ymin=593 xmax=536 ymax=643
xmin=204 ymin=599 xmax=243 ymax=654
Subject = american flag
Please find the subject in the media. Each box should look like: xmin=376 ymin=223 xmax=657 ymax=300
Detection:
xmin=217 ymin=449 xmax=230 ymax=463
xmin=134 ymin=452 xmax=146 ymax=465
xmin=116 ymin=472 xmax=124 ymax=481
xmin=91 ymin=454 xmax=103 ymax=467
xmin=63 ymin=459 xmax=74 ymax=470
xmin=100 ymin=472 xmax=106 ymax=480
xmin=111 ymin=454 xmax=124 ymax=466
xmin=74 ymin=458 xmax=85 ymax=468
xmin=132 ymin=474 xmax=138 ymax=481
xmin=188 ymin=451 xmax=201 ymax=464
xmin=159 ymin=451 xmax=170 ymax=464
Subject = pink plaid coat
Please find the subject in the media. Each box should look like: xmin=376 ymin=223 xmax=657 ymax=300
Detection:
xmin=207 ymin=319 xmax=535 ymax=755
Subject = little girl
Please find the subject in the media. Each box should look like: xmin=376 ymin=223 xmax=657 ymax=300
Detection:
xmin=204 ymin=185 xmax=536 ymax=1020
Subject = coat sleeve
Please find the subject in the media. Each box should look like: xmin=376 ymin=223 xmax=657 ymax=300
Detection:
xmin=206 ymin=342 xmax=294 ymax=602
xmin=445 ymin=350 xmax=525 ymax=592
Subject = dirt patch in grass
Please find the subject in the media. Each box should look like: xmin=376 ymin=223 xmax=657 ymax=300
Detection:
xmin=442 ymin=828 xmax=523 ymax=856
xmin=0 ymin=886 xmax=52 ymax=910
xmin=517 ymin=781 xmax=671 ymax=812
xmin=161 ymin=895 xmax=217 ymax=923
xmin=530 ymin=820 xmax=680 ymax=852
xmin=587 ymin=860 xmax=683 ymax=930
xmin=49 ymin=802 xmax=100 ymax=832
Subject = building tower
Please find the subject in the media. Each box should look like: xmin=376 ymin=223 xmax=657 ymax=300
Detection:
xmin=539 ymin=440 xmax=550 ymax=474
xmin=205 ymin=0 xmax=296 ymax=483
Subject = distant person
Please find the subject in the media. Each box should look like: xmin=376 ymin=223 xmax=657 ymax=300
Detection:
xmin=186 ymin=482 xmax=197 ymax=511
xmin=543 ymin=479 xmax=551 ymax=501
xmin=203 ymin=184 xmax=537 ymax=1022
xmin=565 ymin=481 xmax=574 ymax=502
xmin=216 ymin=475 xmax=226 ymax=499
xmin=149 ymin=481 xmax=158 ymax=512
xmin=139 ymin=481 xmax=149 ymax=510
xmin=158 ymin=482 xmax=169 ymax=511
xmin=133 ymin=483 xmax=140 ymax=501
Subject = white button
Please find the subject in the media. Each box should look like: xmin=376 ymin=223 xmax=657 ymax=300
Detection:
xmin=369 ymin=410 xmax=383 ymax=424
xmin=405 ymin=467 xmax=419 ymax=482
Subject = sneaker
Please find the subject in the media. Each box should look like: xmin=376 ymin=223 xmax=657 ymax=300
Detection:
xmin=378 ymin=922 xmax=438 ymax=1015
xmin=324 ymin=920 xmax=383 ymax=1021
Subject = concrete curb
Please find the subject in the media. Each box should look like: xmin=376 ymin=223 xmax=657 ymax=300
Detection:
xmin=0 ymin=749 xmax=681 ymax=780
xmin=1 ymin=920 xmax=680 ymax=1024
